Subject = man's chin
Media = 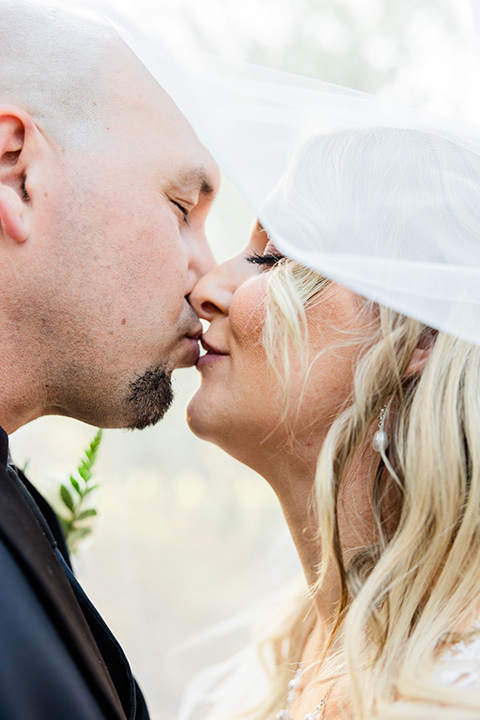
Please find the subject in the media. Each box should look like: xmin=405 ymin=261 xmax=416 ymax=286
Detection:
xmin=126 ymin=366 xmax=174 ymax=430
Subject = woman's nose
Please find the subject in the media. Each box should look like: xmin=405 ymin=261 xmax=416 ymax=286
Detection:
xmin=189 ymin=260 xmax=235 ymax=321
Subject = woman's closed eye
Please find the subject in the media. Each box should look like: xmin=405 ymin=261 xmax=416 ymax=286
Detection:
xmin=245 ymin=250 xmax=286 ymax=269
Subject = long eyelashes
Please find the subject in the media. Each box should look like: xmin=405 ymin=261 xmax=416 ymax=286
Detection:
xmin=245 ymin=251 xmax=285 ymax=267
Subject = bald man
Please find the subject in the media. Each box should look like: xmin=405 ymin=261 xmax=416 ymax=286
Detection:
xmin=0 ymin=1 xmax=219 ymax=718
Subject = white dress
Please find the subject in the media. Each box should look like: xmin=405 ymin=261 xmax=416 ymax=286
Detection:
xmin=437 ymin=625 xmax=480 ymax=688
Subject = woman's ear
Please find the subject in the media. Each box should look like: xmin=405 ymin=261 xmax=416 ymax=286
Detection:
xmin=405 ymin=346 xmax=430 ymax=376
xmin=405 ymin=328 xmax=437 ymax=377
xmin=0 ymin=106 xmax=35 ymax=244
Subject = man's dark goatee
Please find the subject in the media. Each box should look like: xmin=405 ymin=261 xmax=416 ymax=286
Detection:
xmin=127 ymin=367 xmax=174 ymax=430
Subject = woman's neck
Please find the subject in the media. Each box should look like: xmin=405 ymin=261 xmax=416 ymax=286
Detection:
xmin=265 ymin=438 xmax=379 ymax=631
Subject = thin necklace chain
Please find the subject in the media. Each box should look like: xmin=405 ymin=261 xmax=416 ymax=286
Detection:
xmin=275 ymin=665 xmax=336 ymax=720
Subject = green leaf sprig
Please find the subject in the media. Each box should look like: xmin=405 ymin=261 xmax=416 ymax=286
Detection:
xmin=58 ymin=429 xmax=103 ymax=553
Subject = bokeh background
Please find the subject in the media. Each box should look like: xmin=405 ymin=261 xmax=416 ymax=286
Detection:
xmin=9 ymin=0 xmax=480 ymax=717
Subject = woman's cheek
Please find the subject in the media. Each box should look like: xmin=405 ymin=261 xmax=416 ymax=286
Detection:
xmin=229 ymin=275 xmax=269 ymax=353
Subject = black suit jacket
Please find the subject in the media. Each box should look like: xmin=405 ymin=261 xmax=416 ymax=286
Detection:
xmin=0 ymin=427 xmax=150 ymax=720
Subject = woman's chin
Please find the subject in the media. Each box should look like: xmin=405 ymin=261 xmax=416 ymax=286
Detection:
xmin=186 ymin=389 xmax=243 ymax=458
xmin=186 ymin=389 xmax=218 ymax=441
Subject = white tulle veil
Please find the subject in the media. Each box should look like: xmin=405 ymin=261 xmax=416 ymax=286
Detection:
xmin=100 ymin=3 xmax=480 ymax=717
xmin=16 ymin=0 xmax=480 ymax=716
xmin=64 ymin=0 xmax=480 ymax=713
xmin=27 ymin=0 xmax=480 ymax=346
xmin=81 ymin=0 xmax=480 ymax=348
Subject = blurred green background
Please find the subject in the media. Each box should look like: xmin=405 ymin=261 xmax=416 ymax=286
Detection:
xmin=9 ymin=0 xmax=480 ymax=717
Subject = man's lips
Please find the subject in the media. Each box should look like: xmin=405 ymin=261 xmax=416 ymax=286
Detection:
xmin=196 ymin=337 xmax=229 ymax=368
xmin=186 ymin=337 xmax=201 ymax=365
xmin=173 ymin=336 xmax=200 ymax=369
xmin=175 ymin=326 xmax=203 ymax=368
xmin=187 ymin=326 xmax=203 ymax=341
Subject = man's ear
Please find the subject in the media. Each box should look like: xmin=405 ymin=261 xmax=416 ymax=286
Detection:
xmin=0 ymin=106 xmax=36 ymax=244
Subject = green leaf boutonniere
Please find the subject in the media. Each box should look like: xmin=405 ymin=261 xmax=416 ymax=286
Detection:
xmin=58 ymin=429 xmax=103 ymax=553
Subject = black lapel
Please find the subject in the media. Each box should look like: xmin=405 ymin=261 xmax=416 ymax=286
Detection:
xmin=16 ymin=466 xmax=73 ymax=568
xmin=0 ymin=463 xmax=126 ymax=720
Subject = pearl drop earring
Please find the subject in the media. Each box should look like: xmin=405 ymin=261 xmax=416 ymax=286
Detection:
xmin=372 ymin=404 xmax=389 ymax=452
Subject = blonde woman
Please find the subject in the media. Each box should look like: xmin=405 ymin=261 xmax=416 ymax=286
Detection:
xmin=185 ymin=127 xmax=480 ymax=719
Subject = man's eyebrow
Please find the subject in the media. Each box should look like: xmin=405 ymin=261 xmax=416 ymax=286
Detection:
xmin=177 ymin=167 xmax=216 ymax=196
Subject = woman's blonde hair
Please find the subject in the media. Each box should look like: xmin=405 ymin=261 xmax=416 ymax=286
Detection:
xmin=246 ymin=259 xmax=480 ymax=719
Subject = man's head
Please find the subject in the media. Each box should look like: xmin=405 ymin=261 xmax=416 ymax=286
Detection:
xmin=0 ymin=1 xmax=219 ymax=432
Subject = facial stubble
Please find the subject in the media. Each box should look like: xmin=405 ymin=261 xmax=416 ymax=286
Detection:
xmin=127 ymin=366 xmax=174 ymax=430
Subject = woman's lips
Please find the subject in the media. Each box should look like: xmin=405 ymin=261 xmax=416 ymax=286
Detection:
xmin=196 ymin=337 xmax=229 ymax=368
